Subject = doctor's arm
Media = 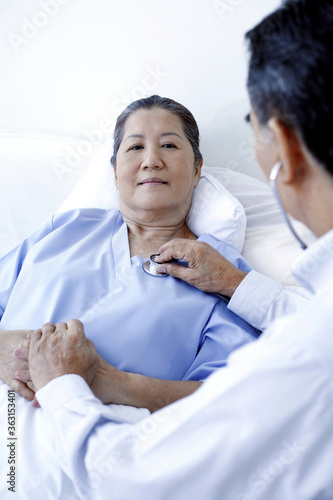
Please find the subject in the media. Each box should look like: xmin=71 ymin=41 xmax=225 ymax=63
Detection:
xmin=30 ymin=313 xmax=328 ymax=500
xmin=155 ymin=238 xmax=311 ymax=331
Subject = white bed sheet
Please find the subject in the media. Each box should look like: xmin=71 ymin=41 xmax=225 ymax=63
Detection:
xmin=0 ymin=379 xmax=149 ymax=500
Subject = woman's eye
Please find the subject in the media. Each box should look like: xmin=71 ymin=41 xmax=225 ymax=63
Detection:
xmin=162 ymin=143 xmax=177 ymax=148
xmin=129 ymin=145 xmax=143 ymax=151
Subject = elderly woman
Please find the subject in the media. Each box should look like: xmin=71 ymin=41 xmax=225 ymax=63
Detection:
xmin=0 ymin=95 xmax=258 ymax=412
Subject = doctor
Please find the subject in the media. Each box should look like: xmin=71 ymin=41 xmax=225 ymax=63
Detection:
xmin=29 ymin=0 xmax=333 ymax=498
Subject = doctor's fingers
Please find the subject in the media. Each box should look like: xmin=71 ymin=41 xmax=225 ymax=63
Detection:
xmin=41 ymin=322 xmax=57 ymax=336
xmin=156 ymin=261 xmax=193 ymax=281
xmin=60 ymin=319 xmax=87 ymax=345
xmin=157 ymin=263 xmax=212 ymax=292
xmin=38 ymin=322 xmax=69 ymax=340
xmin=34 ymin=320 xmax=86 ymax=347
xmin=67 ymin=319 xmax=85 ymax=336
xmin=156 ymin=238 xmax=207 ymax=265
xmin=30 ymin=326 xmax=54 ymax=346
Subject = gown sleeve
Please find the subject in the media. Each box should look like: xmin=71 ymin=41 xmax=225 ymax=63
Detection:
xmin=182 ymin=298 xmax=259 ymax=381
xmin=179 ymin=234 xmax=259 ymax=382
xmin=0 ymin=217 xmax=54 ymax=320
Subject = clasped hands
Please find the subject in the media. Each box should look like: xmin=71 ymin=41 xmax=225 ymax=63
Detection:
xmin=1 ymin=320 xmax=100 ymax=406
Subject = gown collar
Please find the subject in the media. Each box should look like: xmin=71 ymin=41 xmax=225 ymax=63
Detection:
xmin=111 ymin=211 xmax=219 ymax=280
xmin=111 ymin=212 xmax=132 ymax=279
xmin=111 ymin=212 xmax=144 ymax=278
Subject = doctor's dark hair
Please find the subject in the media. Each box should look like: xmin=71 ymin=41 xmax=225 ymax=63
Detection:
xmin=245 ymin=0 xmax=333 ymax=174
xmin=110 ymin=95 xmax=202 ymax=169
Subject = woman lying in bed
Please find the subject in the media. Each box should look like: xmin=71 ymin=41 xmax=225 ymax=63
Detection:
xmin=0 ymin=95 xmax=258 ymax=412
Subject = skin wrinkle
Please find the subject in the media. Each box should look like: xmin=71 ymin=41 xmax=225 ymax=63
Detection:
xmin=124 ymin=132 xmax=184 ymax=142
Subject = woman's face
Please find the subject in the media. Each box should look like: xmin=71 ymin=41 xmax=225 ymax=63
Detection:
xmin=114 ymin=108 xmax=202 ymax=221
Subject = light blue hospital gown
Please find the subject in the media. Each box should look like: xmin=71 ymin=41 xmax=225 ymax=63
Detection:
xmin=0 ymin=209 xmax=258 ymax=381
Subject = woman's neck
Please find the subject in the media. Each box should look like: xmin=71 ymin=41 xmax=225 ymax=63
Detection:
xmin=124 ymin=216 xmax=196 ymax=258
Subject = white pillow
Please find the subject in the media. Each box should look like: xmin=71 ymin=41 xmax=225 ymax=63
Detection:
xmin=56 ymin=144 xmax=318 ymax=286
xmin=203 ymin=166 xmax=317 ymax=285
xmin=59 ymin=143 xmax=247 ymax=253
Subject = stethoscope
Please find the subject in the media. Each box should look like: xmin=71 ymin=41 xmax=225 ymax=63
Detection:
xmin=142 ymin=253 xmax=231 ymax=305
xmin=270 ymin=161 xmax=307 ymax=250
xmin=142 ymin=254 xmax=188 ymax=277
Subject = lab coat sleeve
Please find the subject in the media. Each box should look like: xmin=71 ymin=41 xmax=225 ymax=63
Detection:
xmin=0 ymin=218 xmax=54 ymax=320
xmin=36 ymin=312 xmax=333 ymax=500
xmin=227 ymin=270 xmax=312 ymax=331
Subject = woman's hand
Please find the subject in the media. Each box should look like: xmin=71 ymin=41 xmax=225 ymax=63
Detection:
xmin=0 ymin=329 xmax=36 ymax=401
xmin=155 ymin=238 xmax=248 ymax=298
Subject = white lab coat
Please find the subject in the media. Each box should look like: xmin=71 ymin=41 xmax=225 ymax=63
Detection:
xmin=228 ymin=269 xmax=312 ymax=330
xmin=35 ymin=229 xmax=333 ymax=499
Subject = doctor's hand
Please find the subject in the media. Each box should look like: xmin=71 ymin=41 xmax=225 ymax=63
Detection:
xmin=29 ymin=320 xmax=100 ymax=392
xmin=0 ymin=329 xmax=36 ymax=401
xmin=155 ymin=239 xmax=248 ymax=298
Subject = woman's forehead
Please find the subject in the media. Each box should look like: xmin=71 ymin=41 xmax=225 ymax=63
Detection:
xmin=124 ymin=108 xmax=184 ymax=135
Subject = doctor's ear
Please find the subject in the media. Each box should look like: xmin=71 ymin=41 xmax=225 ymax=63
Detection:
xmin=267 ymin=118 xmax=308 ymax=185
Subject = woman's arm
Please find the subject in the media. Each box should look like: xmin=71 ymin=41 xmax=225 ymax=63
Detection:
xmin=16 ymin=330 xmax=201 ymax=412
xmin=90 ymin=355 xmax=201 ymax=412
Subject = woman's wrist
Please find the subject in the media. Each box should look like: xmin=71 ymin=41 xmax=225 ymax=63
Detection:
xmin=89 ymin=355 xmax=129 ymax=405
xmin=90 ymin=355 xmax=201 ymax=411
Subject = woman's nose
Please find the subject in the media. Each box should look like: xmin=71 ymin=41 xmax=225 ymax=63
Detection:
xmin=141 ymin=147 xmax=163 ymax=169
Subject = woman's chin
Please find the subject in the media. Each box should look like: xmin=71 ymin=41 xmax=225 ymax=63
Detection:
xmin=122 ymin=204 xmax=187 ymax=222
xmin=123 ymin=198 xmax=174 ymax=214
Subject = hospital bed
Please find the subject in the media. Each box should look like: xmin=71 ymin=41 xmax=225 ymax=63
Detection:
xmin=0 ymin=1 xmax=316 ymax=499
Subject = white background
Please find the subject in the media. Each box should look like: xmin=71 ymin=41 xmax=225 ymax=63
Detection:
xmin=0 ymin=0 xmax=281 ymax=255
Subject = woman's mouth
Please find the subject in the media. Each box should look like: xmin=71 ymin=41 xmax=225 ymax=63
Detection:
xmin=139 ymin=178 xmax=167 ymax=185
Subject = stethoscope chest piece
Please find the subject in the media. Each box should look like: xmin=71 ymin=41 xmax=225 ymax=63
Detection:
xmin=143 ymin=254 xmax=168 ymax=277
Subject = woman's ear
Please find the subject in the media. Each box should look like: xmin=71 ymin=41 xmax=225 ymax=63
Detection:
xmin=268 ymin=118 xmax=308 ymax=185
xmin=113 ymin=166 xmax=118 ymax=188
xmin=194 ymin=159 xmax=203 ymax=186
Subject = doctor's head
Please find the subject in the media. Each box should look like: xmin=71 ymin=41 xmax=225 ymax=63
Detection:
xmin=245 ymin=0 xmax=333 ymax=237
xmin=110 ymin=95 xmax=203 ymax=224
